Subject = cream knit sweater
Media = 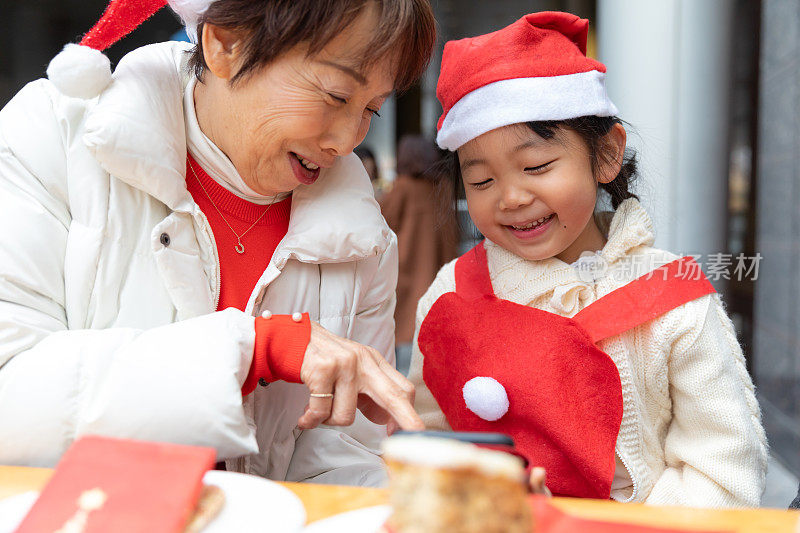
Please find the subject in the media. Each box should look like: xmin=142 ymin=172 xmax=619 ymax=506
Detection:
xmin=408 ymin=199 xmax=768 ymax=507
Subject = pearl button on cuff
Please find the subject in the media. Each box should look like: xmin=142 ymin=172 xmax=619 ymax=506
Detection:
xmin=261 ymin=310 xmax=272 ymax=319
xmin=292 ymin=312 xmax=302 ymax=322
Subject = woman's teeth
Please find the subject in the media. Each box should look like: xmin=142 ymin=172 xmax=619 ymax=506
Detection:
xmin=295 ymin=154 xmax=319 ymax=171
xmin=511 ymin=214 xmax=553 ymax=230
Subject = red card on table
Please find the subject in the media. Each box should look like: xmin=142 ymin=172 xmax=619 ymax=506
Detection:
xmin=529 ymin=495 xmax=733 ymax=533
xmin=15 ymin=435 xmax=216 ymax=533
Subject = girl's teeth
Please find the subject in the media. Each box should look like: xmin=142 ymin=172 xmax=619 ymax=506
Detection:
xmin=512 ymin=215 xmax=552 ymax=230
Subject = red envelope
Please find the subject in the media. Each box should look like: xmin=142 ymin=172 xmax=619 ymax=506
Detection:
xmin=15 ymin=435 xmax=216 ymax=533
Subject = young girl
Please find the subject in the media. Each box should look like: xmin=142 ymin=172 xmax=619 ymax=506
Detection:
xmin=408 ymin=11 xmax=767 ymax=507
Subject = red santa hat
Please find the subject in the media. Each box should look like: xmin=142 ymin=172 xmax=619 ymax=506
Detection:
xmin=46 ymin=0 xmax=212 ymax=100
xmin=435 ymin=11 xmax=618 ymax=151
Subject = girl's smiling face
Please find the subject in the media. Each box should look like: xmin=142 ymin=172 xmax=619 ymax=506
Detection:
xmin=458 ymin=123 xmax=624 ymax=264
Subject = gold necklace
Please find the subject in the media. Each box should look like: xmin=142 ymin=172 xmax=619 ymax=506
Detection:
xmin=188 ymin=160 xmax=278 ymax=255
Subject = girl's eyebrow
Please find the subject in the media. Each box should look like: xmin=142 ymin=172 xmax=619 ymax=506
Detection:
xmin=512 ymin=138 xmax=547 ymax=153
xmin=461 ymin=157 xmax=486 ymax=171
xmin=463 ymin=138 xmax=547 ymax=169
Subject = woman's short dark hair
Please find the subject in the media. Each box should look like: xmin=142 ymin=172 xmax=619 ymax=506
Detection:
xmin=397 ymin=134 xmax=440 ymax=180
xmin=188 ymin=0 xmax=436 ymax=91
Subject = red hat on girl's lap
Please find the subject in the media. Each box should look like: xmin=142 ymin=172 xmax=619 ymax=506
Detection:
xmin=435 ymin=11 xmax=618 ymax=151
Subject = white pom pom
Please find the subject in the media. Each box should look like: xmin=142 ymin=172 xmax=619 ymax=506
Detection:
xmin=168 ymin=0 xmax=213 ymax=43
xmin=463 ymin=377 xmax=509 ymax=422
xmin=46 ymin=44 xmax=112 ymax=99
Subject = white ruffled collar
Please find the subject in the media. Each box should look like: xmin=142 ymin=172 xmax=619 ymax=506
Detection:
xmin=485 ymin=198 xmax=655 ymax=315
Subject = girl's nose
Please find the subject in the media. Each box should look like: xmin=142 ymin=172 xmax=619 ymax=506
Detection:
xmin=499 ymin=183 xmax=535 ymax=211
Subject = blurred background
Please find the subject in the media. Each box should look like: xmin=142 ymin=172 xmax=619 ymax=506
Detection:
xmin=1 ymin=0 xmax=798 ymax=507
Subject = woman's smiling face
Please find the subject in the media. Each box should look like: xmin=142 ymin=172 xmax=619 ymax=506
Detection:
xmin=195 ymin=3 xmax=395 ymax=196
xmin=458 ymin=123 xmax=616 ymax=264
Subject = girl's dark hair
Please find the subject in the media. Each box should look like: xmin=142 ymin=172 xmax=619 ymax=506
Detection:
xmin=443 ymin=115 xmax=638 ymax=212
xmin=188 ymin=0 xmax=436 ymax=91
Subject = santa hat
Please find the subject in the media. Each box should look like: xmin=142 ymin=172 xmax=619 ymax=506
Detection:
xmin=435 ymin=11 xmax=618 ymax=151
xmin=46 ymin=0 xmax=212 ymax=99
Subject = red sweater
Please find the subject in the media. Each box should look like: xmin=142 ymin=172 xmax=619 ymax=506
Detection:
xmin=186 ymin=155 xmax=309 ymax=395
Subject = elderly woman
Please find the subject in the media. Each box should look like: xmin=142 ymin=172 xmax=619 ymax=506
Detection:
xmin=0 ymin=0 xmax=434 ymax=487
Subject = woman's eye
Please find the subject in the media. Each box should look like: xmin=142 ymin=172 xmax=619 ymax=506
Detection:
xmin=367 ymin=108 xmax=382 ymax=118
xmin=524 ymin=161 xmax=554 ymax=174
xmin=328 ymin=93 xmax=348 ymax=105
xmin=469 ymin=178 xmax=493 ymax=189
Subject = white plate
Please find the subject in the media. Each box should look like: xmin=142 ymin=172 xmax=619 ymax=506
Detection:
xmin=0 ymin=472 xmax=306 ymax=533
xmin=202 ymin=470 xmax=306 ymax=532
xmin=302 ymin=505 xmax=392 ymax=533
xmin=0 ymin=491 xmax=38 ymax=533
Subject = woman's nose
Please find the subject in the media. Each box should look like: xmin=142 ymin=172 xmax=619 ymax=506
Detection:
xmin=498 ymin=183 xmax=535 ymax=211
xmin=320 ymin=112 xmax=368 ymax=157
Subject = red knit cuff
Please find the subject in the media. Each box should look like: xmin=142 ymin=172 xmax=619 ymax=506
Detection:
xmin=242 ymin=313 xmax=311 ymax=395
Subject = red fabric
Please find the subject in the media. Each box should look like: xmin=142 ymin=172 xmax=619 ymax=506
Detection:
xmin=81 ymin=0 xmax=168 ymax=50
xmin=242 ymin=313 xmax=311 ymax=395
xmin=528 ymin=496 xmax=733 ymax=533
xmin=186 ymin=155 xmax=292 ymax=313
xmin=436 ymin=11 xmax=606 ymax=130
xmin=418 ymin=242 xmax=715 ymax=499
xmin=16 ymin=435 xmax=215 ymax=533
xmin=573 ymin=256 xmax=716 ymax=343
xmin=185 ymin=156 xmax=307 ymax=395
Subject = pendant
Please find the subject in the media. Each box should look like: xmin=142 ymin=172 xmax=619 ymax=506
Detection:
xmin=234 ymin=241 xmax=245 ymax=254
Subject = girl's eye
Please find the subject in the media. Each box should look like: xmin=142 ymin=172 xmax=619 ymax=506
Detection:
xmin=524 ymin=160 xmax=554 ymax=174
xmin=469 ymin=178 xmax=493 ymax=189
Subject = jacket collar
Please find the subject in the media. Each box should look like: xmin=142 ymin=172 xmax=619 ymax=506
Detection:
xmin=82 ymin=42 xmax=391 ymax=263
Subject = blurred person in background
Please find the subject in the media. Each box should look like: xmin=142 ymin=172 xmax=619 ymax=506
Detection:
xmin=380 ymin=135 xmax=459 ymax=375
xmin=0 ymin=0 xmax=435 ymax=484
xmin=355 ymin=145 xmax=386 ymax=200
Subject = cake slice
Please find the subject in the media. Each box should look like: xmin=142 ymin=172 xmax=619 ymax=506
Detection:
xmin=382 ymin=434 xmax=533 ymax=533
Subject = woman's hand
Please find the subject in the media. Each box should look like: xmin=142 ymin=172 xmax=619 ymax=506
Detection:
xmin=297 ymin=322 xmax=424 ymax=432
xmin=529 ymin=467 xmax=552 ymax=496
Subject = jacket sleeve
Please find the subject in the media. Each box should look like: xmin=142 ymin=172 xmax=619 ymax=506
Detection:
xmin=0 ymin=81 xmax=258 ymax=466
xmin=407 ymin=260 xmax=456 ymax=431
xmin=645 ymin=294 xmax=768 ymax=507
xmin=285 ymin=234 xmax=399 ymax=487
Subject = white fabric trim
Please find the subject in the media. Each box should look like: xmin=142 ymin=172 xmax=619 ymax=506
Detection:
xmin=437 ymin=70 xmax=618 ymax=151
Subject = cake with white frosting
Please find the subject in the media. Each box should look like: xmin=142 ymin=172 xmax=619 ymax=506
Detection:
xmin=382 ymin=435 xmax=533 ymax=532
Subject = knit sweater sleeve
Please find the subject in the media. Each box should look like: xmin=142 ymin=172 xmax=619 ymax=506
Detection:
xmin=645 ymin=293 xmax=768 ymax=507
xmin=407 ymin=259 xmax=457 ymax=431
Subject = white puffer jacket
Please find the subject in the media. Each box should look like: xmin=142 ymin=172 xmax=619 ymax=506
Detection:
xmin=0 ymin=42 xmax=397 ymax=487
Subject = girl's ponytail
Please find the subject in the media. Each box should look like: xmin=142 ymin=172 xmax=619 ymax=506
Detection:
xmin=599 ymin=148 xmax=638 ymax=210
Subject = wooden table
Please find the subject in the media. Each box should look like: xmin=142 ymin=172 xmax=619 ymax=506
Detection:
xmin=1 ymin=466 xmax=798 ymax=531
